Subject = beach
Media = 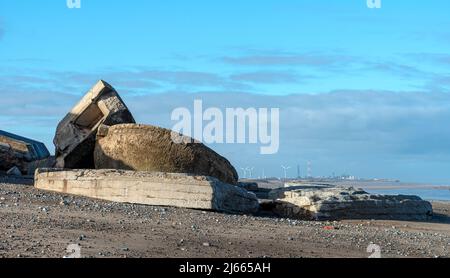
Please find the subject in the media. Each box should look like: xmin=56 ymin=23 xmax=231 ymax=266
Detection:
xmin=0 ymin=180 xmax=449 ymax=258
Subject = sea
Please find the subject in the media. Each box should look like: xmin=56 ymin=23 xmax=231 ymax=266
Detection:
xmin=365 ymin=188 xmax=450 ymax=202
xmin=326 ymin=180 xmax=450 ymax=202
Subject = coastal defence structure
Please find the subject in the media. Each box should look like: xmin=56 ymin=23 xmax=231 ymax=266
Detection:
xmin=0 ymin=130 xmax=51 ymax=175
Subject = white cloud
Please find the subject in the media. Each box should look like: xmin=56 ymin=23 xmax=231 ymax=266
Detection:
xmin=2 ymin=64 xmax=450 ymax=182
xmin=117 ymin=89 xmax=450 ymax=182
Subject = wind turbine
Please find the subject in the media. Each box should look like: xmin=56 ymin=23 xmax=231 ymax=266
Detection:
xmin=240 ymin=168 xmax=248 ymax=179
xmin=246 ymin=167 xmax=255 ymax=179
xmin=281 ymin=165 xmax=291 ymax=180
xmin=307 ymin=161 xmax=312 ymax=179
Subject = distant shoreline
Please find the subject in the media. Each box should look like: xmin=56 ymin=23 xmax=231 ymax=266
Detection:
xmin=360 ymin=185 xmax=450 ymax=190
xmin=245 ymin=178 xmax=450 ymax=203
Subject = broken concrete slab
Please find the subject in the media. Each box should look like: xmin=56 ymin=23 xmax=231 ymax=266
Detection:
xmin=94 ymin=124 xmax=239 ymax=185
xmin=237 ymin=182 xmax=259 ymax=191
xmin=34 ymin=169 xmax=259 ymax=214
xmin=54 ymin=80 xmax=135 ymax=169
xmin=0 ymin=130 xmax=50 ymax=175
xmin=268 ymin=186 xmax=433 ymax=221
xmin=7 ymin=166 xmax=22 ymax=176
xmin=26 ymin=156 xmax=56 ymax=175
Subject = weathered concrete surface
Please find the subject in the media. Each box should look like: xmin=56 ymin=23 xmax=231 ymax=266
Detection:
xmin=54 ymin=80 xmax=135 ymax=169
xmin=0 ymin=130 xmax=50 ymax=175
xmin=237 ymin=182 xmax=259 ymax=191
xmin=26 ymin=156 xmax=56 ymax=175
xmin=269 ymin=186 xmax=433 ymax=221
xmin=6 ymin=166 xmax=22 ymax=176
xmin=34 ymin=169 xmax=258 ymax=214
xmin=94 ymin=124 xmax=239 ymax=185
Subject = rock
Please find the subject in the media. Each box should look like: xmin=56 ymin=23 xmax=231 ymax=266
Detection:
xmin=53 ymin=80 xmax=135 ymax=169
xmin=0 ymin=130 xmax=50 ymax=175
xmin=60 ymin=198 xmax=70 ymax=206
xmin=269 ymin=186 xmax=433 ymax=221
xmin=34 ymin=168 xmax=259 ymax=214
xmin=237 ymin=182 xmax=259 ymax=191
xmin=94 ymin=124 xmax=238 ymax=185
xmin=26 ymin=156 xmax=56 ymax=176
xmin=6 ymin=166 xmax=22 ymax=176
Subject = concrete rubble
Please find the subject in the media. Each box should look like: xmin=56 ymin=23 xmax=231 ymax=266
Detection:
xmin=237 ymin=182 xmax=259 ymax=191
xmin=53 ymin=80 xmax=135 ymax=169
xmin=94 ymin=124 xmax=239 ymax=185
xmin=0 ymin=130 xmax=51 ymax=175
xmin=35 ymin=168 xmax=259 ymax=214
xmin=0 ymin=79 xmax=432 ymax=219
xmin=34 ymin=80 xmax=244 ymax=213
xmin=268 ymin=185 xmax=433 ymax=221
xmin=6 ymin=166 xmax=22 ymax=176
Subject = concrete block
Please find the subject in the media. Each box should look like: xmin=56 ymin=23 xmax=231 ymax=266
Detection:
xmin=269 ymin=186 xmax=433 ymax=221
xmin=53 ymin=80 xmax=135 ymax=169
xmin=34 ymin=169 xmax=259 ymax=214
xmin=0 ymin=130 xmax=50 ymax=175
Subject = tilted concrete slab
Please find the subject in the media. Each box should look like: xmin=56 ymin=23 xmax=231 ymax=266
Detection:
xmin=53 ymin=80 xmax=135 ymax=169
xmin=34 ymin=169 xmax=259 ymax=214
xmin=0 ymin=130 xmax=50 ymax=175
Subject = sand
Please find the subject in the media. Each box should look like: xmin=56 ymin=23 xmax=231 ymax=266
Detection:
xmin=0 ymin=179 xmax=449 ymax=258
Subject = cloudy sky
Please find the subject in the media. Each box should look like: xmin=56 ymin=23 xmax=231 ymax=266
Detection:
xmin=1 ymin=0 xmax=450 ymax=183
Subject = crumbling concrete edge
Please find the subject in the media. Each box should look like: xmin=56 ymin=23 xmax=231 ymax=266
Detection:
xmin=34 ymin=168 xmax=259 ymax=214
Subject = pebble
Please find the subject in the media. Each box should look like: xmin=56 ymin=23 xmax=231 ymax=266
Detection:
xmin=1 ymin=180 xmax=449 ymax=258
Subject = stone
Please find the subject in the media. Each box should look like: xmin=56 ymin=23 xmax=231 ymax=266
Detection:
xmin=269 ymin=186 xmax=433 ymax=221
xmin=53 ymin=80 xmax=135 ymax=169
xmin=0 ymin=130 xmax=50 ymax=175
xmin=26 ymin=156 xmax=56 ymax=175
xmin=237 ymin=182 xmax=259 ymax=191
xmin=6 ymin=166 xmax=22 ymax=176
xmin=34 ymin=169 xmax=259 ymax=214
xmin=94 ymin=124 xmax=239 ymax=185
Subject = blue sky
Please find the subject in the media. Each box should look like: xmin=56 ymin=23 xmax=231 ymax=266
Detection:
xmin=1 ymin=0 xmax=450 ymax=183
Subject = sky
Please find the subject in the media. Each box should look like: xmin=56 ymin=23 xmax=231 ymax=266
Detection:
xmin=1 ymin=0 xmax=450 ymax=183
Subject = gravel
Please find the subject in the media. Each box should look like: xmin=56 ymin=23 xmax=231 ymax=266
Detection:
xmin=0 ymin=180 xmax=449 ymax=258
